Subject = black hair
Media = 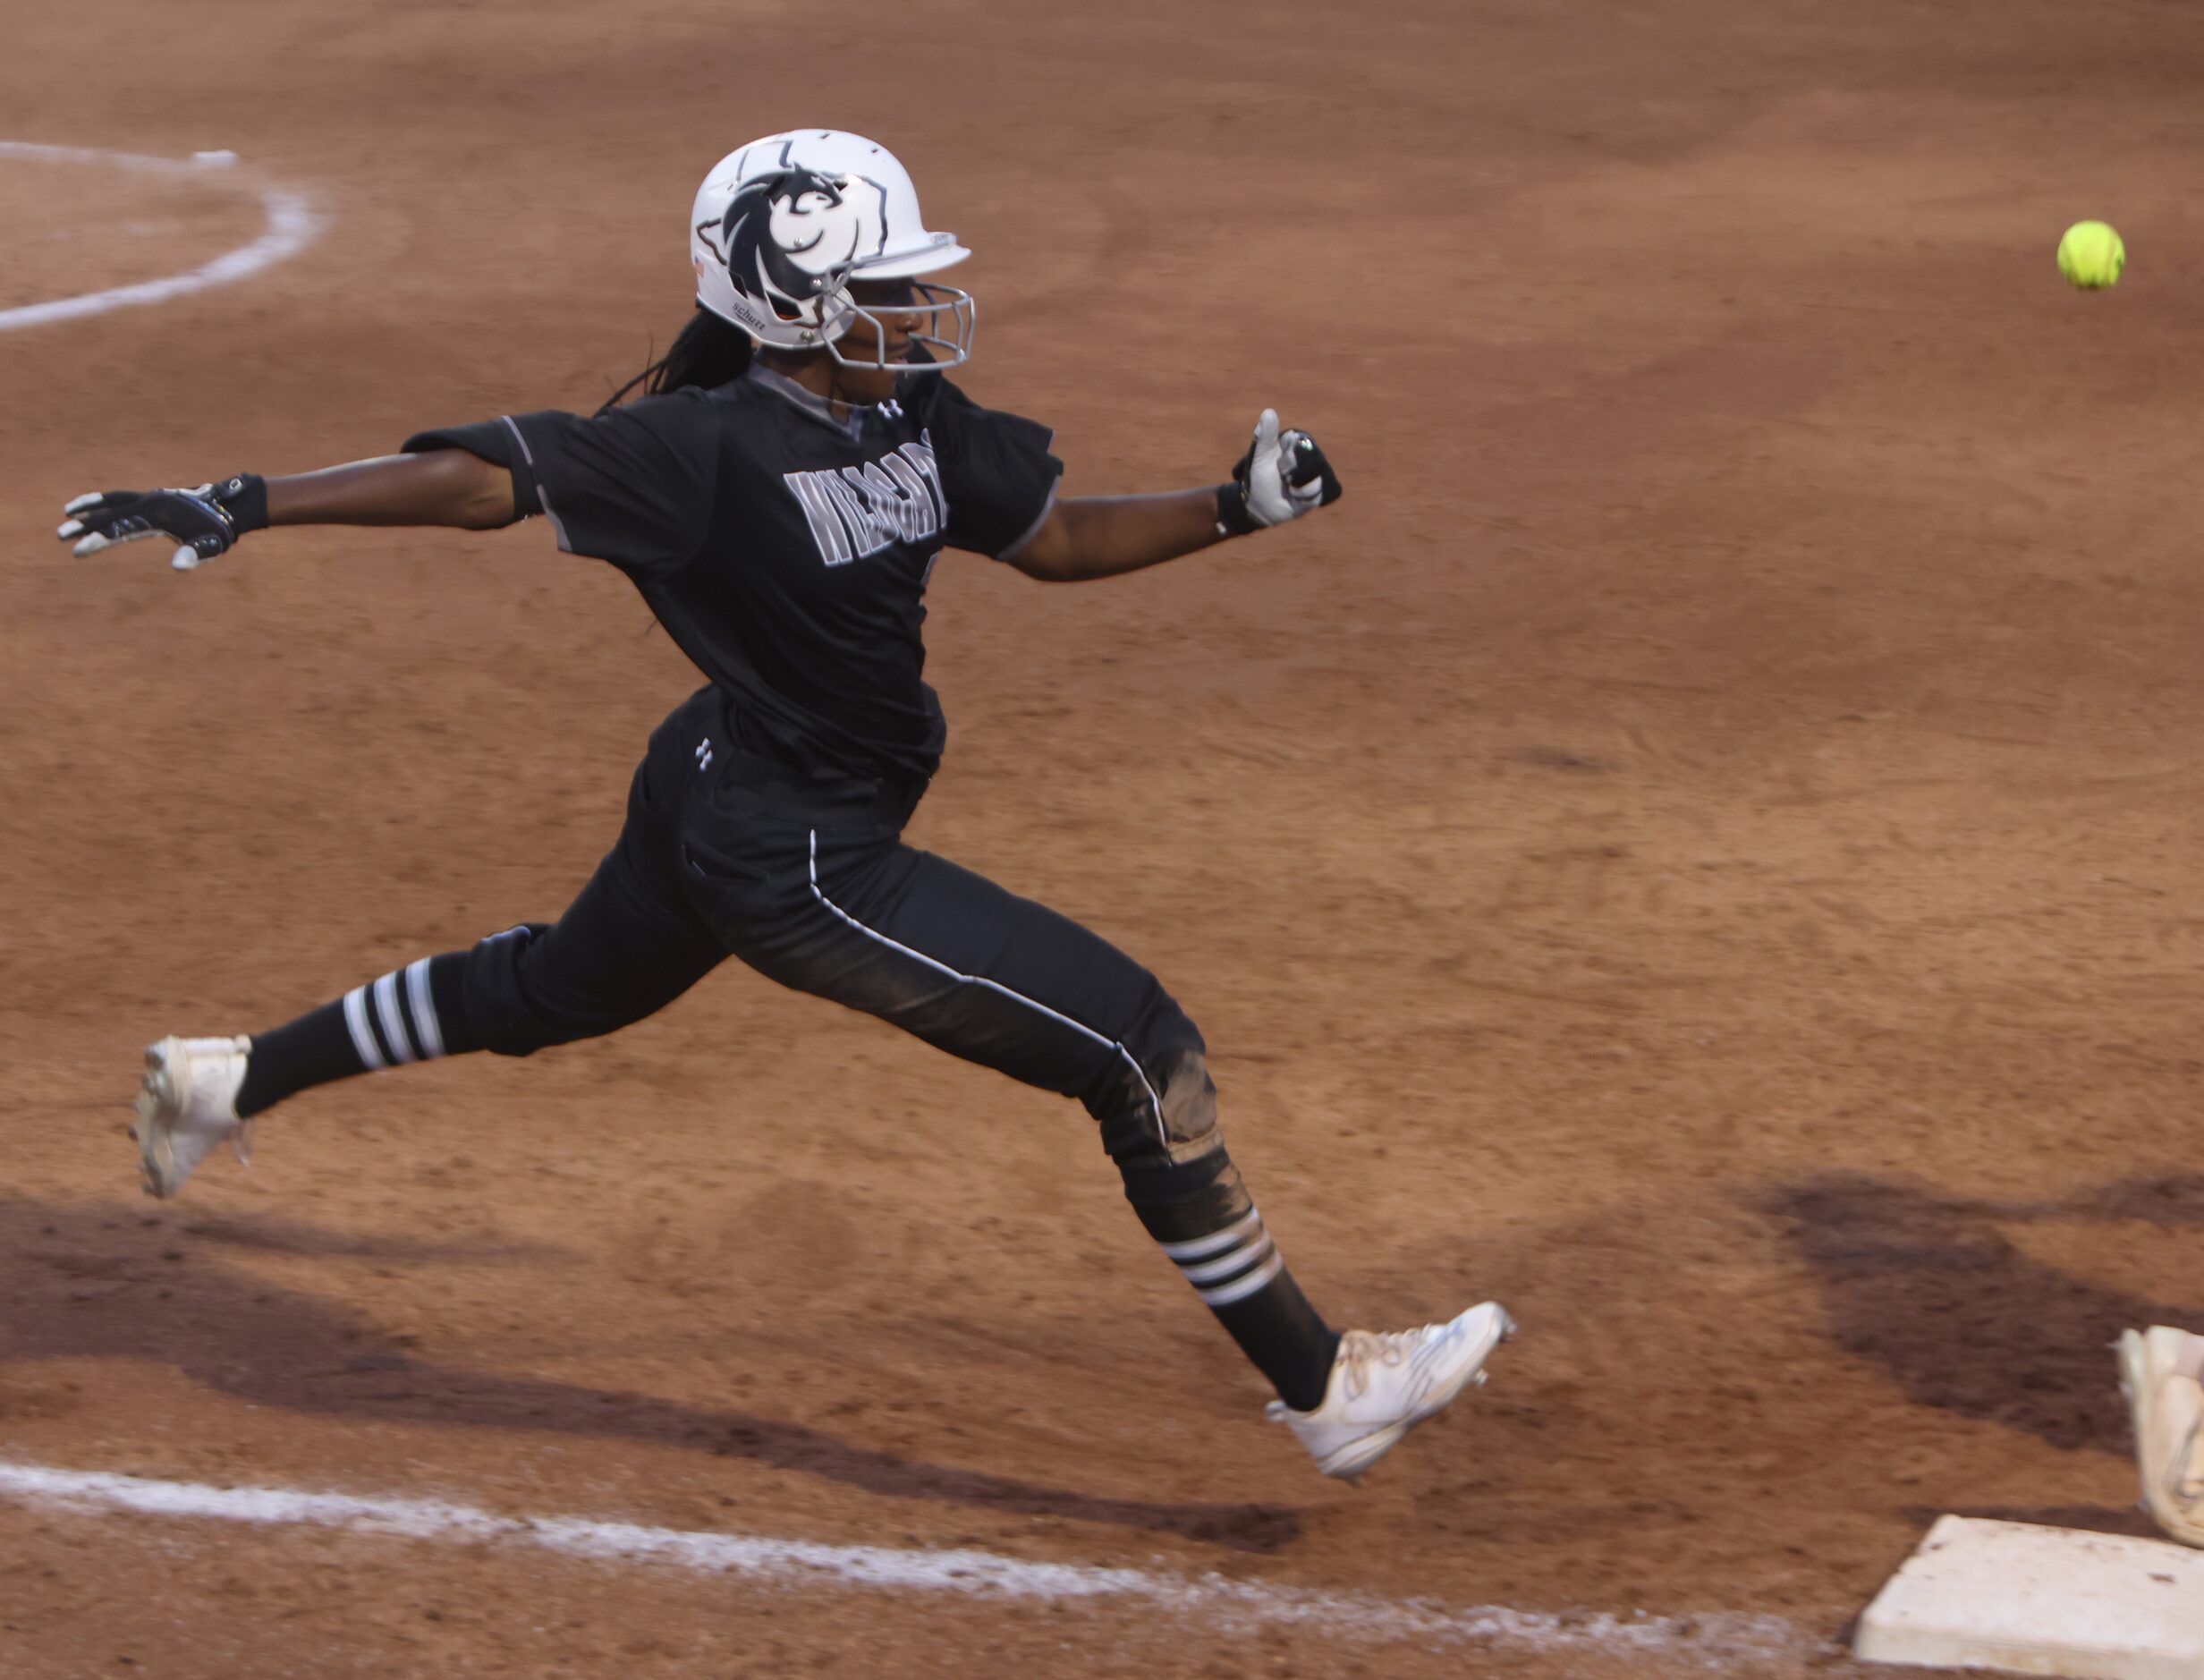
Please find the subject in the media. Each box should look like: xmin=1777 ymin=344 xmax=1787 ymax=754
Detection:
xmin=598 ymin=308 xmax=755 ymax=413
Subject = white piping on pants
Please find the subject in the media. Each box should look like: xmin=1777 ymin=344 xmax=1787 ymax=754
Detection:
xmin=805 ymin=830 xmax=1169 ymax=1150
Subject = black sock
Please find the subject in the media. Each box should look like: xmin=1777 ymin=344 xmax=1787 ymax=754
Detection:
xmin=237 ymin=954 xmax=473 ymax=1118
xmin=1122 ymin=1151 xmax=1343 ymax=1413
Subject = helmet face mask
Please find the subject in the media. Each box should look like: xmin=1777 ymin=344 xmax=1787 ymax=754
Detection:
xmin=691 ymin=132 xmax=974 ymax=372
xmin=827 ymin=279 xmax=975 ymax=372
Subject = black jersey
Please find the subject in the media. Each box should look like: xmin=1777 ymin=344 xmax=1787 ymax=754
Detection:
xmin=404 ymin=366 xmax=1062 ymax=783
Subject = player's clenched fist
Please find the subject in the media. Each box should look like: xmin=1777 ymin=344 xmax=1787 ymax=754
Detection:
xmin=1216 ymin=409 xmax=1343 ymax=537
xmin=56 ymin=473 xmax=267 ymax=571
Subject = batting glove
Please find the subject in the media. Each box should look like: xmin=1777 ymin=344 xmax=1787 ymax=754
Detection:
xmin=55 ymin=473 xmax=268 ymax=571
xmin=1215 ymin=409 xmax=1343 ymax=538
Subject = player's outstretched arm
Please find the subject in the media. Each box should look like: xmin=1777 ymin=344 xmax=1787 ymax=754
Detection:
xmin=1009 ymin=488 xmax=1225 ymax=582
xmin=56 ymin=449 xmax=516 ymax=572
xmin=1010 ymin=408 xmax=1341 ymax=583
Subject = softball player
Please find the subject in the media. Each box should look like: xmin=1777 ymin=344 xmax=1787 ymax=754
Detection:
xmin=56 ymin=130 xmax=1509 ymax=1479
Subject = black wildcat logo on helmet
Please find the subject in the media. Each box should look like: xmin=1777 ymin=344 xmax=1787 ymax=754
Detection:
xmin=696 ymin=168 xmax=889 ymax=325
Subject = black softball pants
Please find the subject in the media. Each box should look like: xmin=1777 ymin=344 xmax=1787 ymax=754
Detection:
xmin=463 ymin=691 xmax=1222 ymax=1172
xmin=236 ymin=690 xmax=1341 ymax=1409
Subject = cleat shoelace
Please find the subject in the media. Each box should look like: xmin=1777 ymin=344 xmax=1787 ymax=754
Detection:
xmin=1335 ymin=1325 xmax=1443 ymax=1404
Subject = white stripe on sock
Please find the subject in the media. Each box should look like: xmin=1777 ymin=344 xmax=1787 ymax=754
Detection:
xmin=1157 ymin=1209 xmax=1264 ymax=1263
xmin=1177 ymin=1233 xmax=1276 ymax=1287
xmin=1197 ymin=1250 xmax=1285 ymax=1308
xmin=342 ymin=987 xmax=386 ymax=1072
xmin=371 ymin=971 xmax=416 ymax=1065
xmin=403 ymin=958 xmax=444 ymax=1060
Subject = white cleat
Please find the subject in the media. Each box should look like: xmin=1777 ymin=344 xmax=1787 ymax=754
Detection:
xmin=1268 ymin=1301 xmax=1515 ymax=1480
xmin=132 ymin=1036 xmax=252 ymax=1200
xmin=2117 ymin=1325 xmax=2204 ymax=1547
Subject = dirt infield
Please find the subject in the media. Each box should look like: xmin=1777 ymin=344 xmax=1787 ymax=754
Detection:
xmin=5 ymin=0 xmax=2204 ymax=1674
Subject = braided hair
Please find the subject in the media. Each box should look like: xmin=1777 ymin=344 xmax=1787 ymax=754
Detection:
xmin=599 ymin=308 xmax=755 ymax=413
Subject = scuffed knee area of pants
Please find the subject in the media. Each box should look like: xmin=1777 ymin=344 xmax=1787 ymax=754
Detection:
xmin=1157 ymin=1047 xmax=1220 ymax=1161
xmin=1119 ymin=1150 xmax=1253 ymax=1243
xmin=1094 ymin=1043 xmax=1222 ymax=1167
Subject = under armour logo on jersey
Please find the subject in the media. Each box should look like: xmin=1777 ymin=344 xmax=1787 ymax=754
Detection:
xmin=695 ymin=737 xmax=714 ymax=773
xmin=783 ymin=431 xmax=948 ymax=567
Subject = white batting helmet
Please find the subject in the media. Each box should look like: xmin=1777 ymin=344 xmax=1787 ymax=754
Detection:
xmin=690 ymin=131 xmax=975 ymax=371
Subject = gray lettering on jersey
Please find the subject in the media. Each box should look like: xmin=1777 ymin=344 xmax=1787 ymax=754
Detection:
xmin=879 ymin=452 xmax=938 ymax=541
xmin=819 ymin=471 xmax=892 ymax=559
xmin=834 ymin=465 xmax=901 ymax=553
xmin=844 ymin=461 xmax=923 ymax=544
xmin=784 ymin=469 xmax=855 ymax=565
xmin=782 ymin=431 xmax=951 ymax=567
xmin=899 ymin=430 xmax=948 ymax=526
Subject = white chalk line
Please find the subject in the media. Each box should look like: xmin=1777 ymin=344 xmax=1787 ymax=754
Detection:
xmin=0 ymin=140 xmax=325 ymax=333
xmin=0 ymin=1458 xmax=1806 ymax=1665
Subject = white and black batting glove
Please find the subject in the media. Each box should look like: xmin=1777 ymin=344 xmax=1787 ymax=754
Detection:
xmin=1215 ymin=409 xmax=1343 ymax=538
xmin=55 ymin=473 xmax=268 ymax=571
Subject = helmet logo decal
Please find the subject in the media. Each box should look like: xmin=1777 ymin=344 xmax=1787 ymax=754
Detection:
xmin=689 ymin=131 xmax=975 ymax=369
xmin=696 ymin=167 xmax=889 ymax=325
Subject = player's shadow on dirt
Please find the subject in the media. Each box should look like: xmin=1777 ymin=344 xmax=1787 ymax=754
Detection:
xmin=0 ymin=1197 xmax=1297 ymax=1553
xmin=172 ymin=1210 xmax=577 ymax=1264
xmin=1765 ymin=1172 xmax=2204 ymax=1456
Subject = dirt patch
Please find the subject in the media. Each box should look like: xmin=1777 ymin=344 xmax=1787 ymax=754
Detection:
xmin=0 ymin=154 xmax=267 ymax=312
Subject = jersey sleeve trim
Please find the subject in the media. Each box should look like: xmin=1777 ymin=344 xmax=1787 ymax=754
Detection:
xmin=496 ymin=415 xmax=572 ymax=553
xmin=996 ymin=478 xmax=1060 ymax=564
xmin=399 ymin=418 xmax=544 ymax=521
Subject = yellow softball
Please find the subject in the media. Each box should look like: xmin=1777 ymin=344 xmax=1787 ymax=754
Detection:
xmin=2057 ymin=221 xmax=2125 ymax=290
